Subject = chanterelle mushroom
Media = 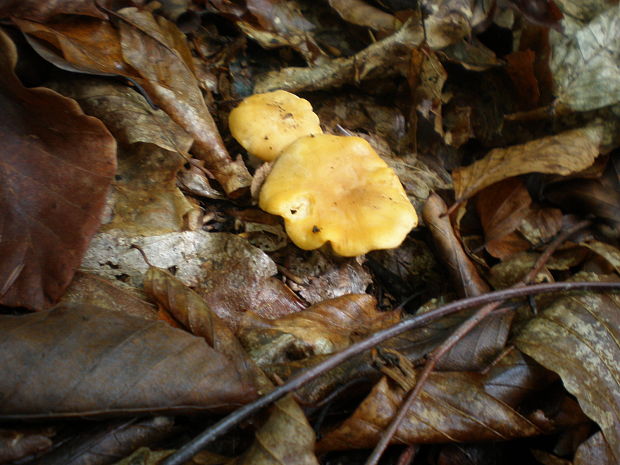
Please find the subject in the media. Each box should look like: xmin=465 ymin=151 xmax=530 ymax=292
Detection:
xmin=229 ymin=90 xmax=322 ymax=161
xmin=259 ymin=134 xmax=418 ymax=256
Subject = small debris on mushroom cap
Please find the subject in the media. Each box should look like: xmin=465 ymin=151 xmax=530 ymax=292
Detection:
xmin=229 ymin=90 xmax=322 ymax=161
xmin=259 ymin=134 xmax=418 ymax=256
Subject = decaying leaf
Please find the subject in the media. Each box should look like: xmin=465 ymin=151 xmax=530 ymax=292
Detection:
xmin=453 ymin=125 xmax=602 ymax=202
xmin=254 ymin=16 xmax=424 ymax=93
xmin=328 ymin=0 xmax=400 ymax=33
xmin=0 ymin=29 xmax=116 ymax=310
xmin=0 ymin=428 xmax=53 ymax=464
xmin=551 ymin=4 xmax=620 ymax=112
xmin=423 ymin=194 xmax=490 ymax=297
xmin=476 ymin=178 xmax=532 ymax=259
xmin=144 ymin=266 xmax=260 ymax=391
xmin=0 ymin=304 xmax=257 ymax=419
xmin=515 ymin=273 xmax=620 ymax=462
xmin=235 ymin=396 xmax=318 ymax=465
xmin=574 ymin=432 xmax=616 ymax=465
xmin=317 ymin=351 xmax=560 ymax=451
xmin=82 ymin=231 xmax=305 ymax=330
xmin=0 ymin=0 xmax=108 ymax=22
xmin=117 ymin=8 xmax=252 ymax=195
xmin=239 ymin=294 xmax=399 ymax=366
xmin=60 ymin=271 xmax=157 ymax=321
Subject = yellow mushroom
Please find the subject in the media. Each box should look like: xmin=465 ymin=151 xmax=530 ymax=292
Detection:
xmin=259 ymin=134 xmax=418 ymax=256
xmin=228 ymin=90 xmax=322 ymax=161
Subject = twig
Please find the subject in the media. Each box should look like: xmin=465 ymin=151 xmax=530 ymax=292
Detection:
xmin=159 ymin=281 xmax=620 ymax=465
xmin=364 ymin=220 xmax=591 ymax=465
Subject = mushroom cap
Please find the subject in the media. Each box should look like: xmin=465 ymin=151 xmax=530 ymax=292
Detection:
xmin=259 ymin=134 xmax=418 ymax=256
xmin=229 ymin=90 xmax=322 ymax=161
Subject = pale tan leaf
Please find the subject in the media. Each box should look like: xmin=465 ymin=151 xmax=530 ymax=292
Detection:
xmin=452 ymin=126 xmax=602 ymax=202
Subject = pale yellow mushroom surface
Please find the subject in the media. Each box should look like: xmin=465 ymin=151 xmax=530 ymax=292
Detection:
xmin=259 ymin=134 xmax=418 ymax=256
xmin=229 ymin=90 xmax=322 ymax=161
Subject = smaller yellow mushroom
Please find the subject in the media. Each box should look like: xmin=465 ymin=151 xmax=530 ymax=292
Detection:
xmin=229 ymin=90 xmax=322 ymax=161
xmin=259 ymin=134 xmax=418 ymax=256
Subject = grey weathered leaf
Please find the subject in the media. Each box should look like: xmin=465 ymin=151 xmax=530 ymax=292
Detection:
xmin=515 ymin=274 xmax=620 ymax=463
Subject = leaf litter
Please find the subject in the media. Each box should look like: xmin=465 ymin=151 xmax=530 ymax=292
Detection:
xmin=1 ymin=0 xmax=620 ymax=464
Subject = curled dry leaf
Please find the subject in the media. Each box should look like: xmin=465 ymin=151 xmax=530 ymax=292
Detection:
xmin=453 ymin=125 xmax=602 ymax=202
xmin=317 ymin=351 xmax=553 ymax=451
xmin=0 ymin=429 xmax=53 ymax=464
xmin=235 ymin=396 xmax=318 ymax=465
xmin=117 ymin=8 xmax=252 ymax=196
xmin=239 ymin=294 xmax=399 ymax=365
xmin=0 ymin=304 xmax=257 ymax=419
xmin=0 ymin=29 xmax=116 ymax=310
xmin=515 ymin=273 xmax=620 ymax=463
xmin=144 ymin=266 xmax=260 ymax=392
xmin=328 ymin=0 xmax=401 ymax=33
xmin=422 ymin=194 xmax=490 ymax=297
xmin=574 ymin=432 xmax=616 ymax=465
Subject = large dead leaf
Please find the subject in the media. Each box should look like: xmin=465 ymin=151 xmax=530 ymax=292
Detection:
xmin=317 ymin=351 xmax=560 ymax=451
xmin=0 ymin=29 xmax=116 ymax=310
xmin=0 ymin=304 xmax=257 ymax=419
xmin=515 ymin=273 xmax=620 ymax=462
xmin=551 ymin=4 xmax=620 ymax=112
xmin=82 ymin=232 xmax=305 ymax=330
xmin=117 ymin=8 xmax=252 ymax=196
xmin=452 ymin=125 xmax=602 ymax=202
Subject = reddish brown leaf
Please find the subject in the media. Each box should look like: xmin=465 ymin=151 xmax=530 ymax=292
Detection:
xmin=0 ymin=304 xmax=257 ymax=419
xmin=14 ymin=17 xmax=132 ymax=77
xmin=476 ymin=178 xmax=532 ymax=259
xmin=0 ymin=29 xmax=116 ymax=310
xmin=505 ymin=49 xmax=540 ymax=109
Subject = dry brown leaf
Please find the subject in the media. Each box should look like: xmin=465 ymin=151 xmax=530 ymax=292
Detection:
xmin=453 ymin=126 xmax=602 ymax=202
xmin=581 ymin=240 xmax=620 ymax=274
xmin=239 ymin=294 xmax=399 ymax=365
xmin=476 ymin=178 xmax=533 ymax=259
xmin=117 ymin=8 xmax=252 ymax=196
xmin=422 ymin=194 xmax=490 ymax=297
xmin=0 ymin=428 xmax=53 ymax=463
xmin=60 ymin=271 xmax=157 ymax=321
xmin=515 ymin=273 xmax=620 ymax=462
xmin=14 ymin=17 xmax=133 ymax=77
xmin=0 ymin=304 xmax=257 ymax=419
xmin=328 ymin=0 xmax=400 ymax=32
xmin=144 ymin=266 xmax=260 ymax=392
xmin=0 ymin=29 xmax=116 ymax=310
xmin=0 ymin=0 xmax=108 ymax=21
xmin=518 ymin=207 xmax=563 ymax=246
xmin=234 ymin=396 xmax=318 ymax=465
xmin=317 ymin=351 xmax=553 ymax=451
xmin=575 ymin=432 xmax=616 ymax=465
